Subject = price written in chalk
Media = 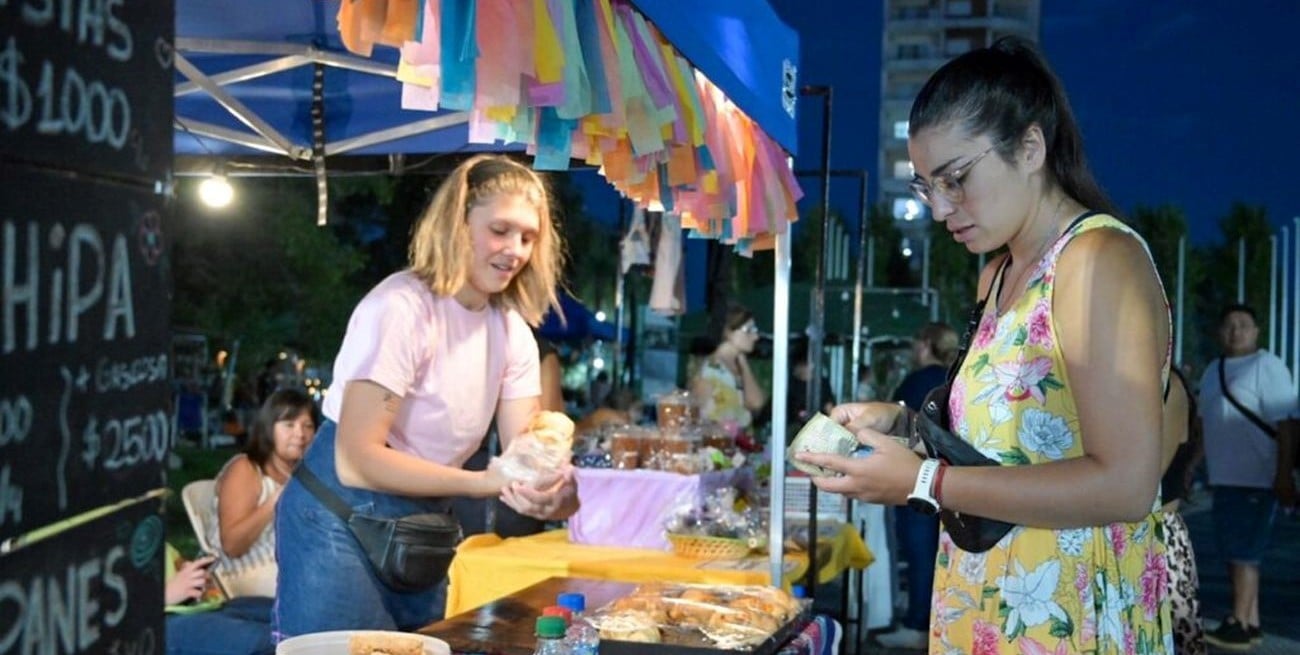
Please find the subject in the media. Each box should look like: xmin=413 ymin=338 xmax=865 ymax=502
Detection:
xmin=0 ymin=36 xmax=132 ymax=149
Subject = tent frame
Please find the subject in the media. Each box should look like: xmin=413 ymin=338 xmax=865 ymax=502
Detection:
xmin=175 ymin=38 xmax=470 ymax=159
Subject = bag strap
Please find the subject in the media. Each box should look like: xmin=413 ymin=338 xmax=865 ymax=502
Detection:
xmin=944 ymin=257 xmax=1011 ymax=388
xmin=293 ymin=465 xmax=357 ymax=522
xmin=1218 ymin=357 xmax=1278 ymax=439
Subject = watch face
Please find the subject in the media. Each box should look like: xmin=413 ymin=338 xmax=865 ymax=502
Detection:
xmin=907 ymin=498 xmax=940 ymax=515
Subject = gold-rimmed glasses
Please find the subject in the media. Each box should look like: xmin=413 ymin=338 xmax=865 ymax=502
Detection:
xmin=909 ymin=146 xmax=995 ymax=206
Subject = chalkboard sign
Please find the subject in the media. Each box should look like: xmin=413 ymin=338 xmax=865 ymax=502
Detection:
xmin=0 ymin=164 xmax=171 ymax=544
xmin=0 ymin=496 xmax=165 ymax=655
xmin=0 ymin=0 xmax=173 ymax=183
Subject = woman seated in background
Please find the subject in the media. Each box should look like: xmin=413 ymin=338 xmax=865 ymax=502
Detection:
xmin=690 ymin=303 xmax=767 ymax=436
xmin=210 ymin=389 xmax=317 ymax=598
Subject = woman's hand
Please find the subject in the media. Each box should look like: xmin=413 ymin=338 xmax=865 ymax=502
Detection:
xmin=165 ymin=555 xmax=215 ymax=606
xmin=827 ymin=401 xmax=905 ymax=435
xmin=499 ymin=464 xmax=579 ymax=520
xmin=795 ymin=427 xmax=922 ymax=506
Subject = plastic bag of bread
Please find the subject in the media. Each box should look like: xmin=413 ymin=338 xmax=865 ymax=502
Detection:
xmin=493 ymin=411 xmax=575 ymax=484
xmin=590 ymin=582 xmax=805 ymax=649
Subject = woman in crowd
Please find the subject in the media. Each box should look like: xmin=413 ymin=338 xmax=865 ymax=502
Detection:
xmin=690 ymin=303 xmax=767 ymax=435
xmin=798 ymin=37 xmax=1174 ymax=653
xmin=210 ymin=389 xmax=317 ymax=599
xmin=274 ymin=155 xmax=579 ymax=638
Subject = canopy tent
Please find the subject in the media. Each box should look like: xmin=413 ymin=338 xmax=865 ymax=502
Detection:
xmin=174 ymin=0 xmax=804 ymax=583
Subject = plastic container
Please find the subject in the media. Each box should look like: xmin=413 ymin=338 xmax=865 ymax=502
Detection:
xmin=557 ymin=592 xmax=600 ymax=655
xmin=534 ymin=616 xmax=568 ymax=655
xmin=655 ymin=389 xmax=698 ymax=430
xmin=608 ymin=425 xmax=642 ymax=470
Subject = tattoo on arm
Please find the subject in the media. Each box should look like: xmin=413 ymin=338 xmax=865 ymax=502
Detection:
xmin=382 ymin=392 xmax=400 ymax=414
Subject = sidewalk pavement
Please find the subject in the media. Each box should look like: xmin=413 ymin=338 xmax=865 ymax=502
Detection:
xmin=1183 ymin=488 xmax=1300 ymax=654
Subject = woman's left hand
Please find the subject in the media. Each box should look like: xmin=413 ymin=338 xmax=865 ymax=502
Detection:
xmin=499 ymin=463 xmax=580 ymax=520
xmin=795 ymin=427 xmax=922 ymax=505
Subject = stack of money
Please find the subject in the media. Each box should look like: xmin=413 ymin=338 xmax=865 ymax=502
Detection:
xmin=787 ymin=413 xmax=861 ymax=477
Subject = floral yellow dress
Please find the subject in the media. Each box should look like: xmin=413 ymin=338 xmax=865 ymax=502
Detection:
xmin=931 ymin=214 xmax=1174 ymax=655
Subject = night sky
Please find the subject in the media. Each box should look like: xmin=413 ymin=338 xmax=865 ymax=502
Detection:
xmin=768 ymin=0 xmax=1300 ymax=245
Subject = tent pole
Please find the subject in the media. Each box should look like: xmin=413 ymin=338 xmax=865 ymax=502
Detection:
xmin=800 ymin=83 xmax=832 ymax=600
xmin=851 ymin=171 xmax=869 ymax=404
xmin=769 ymin=213 xmax=793 ymax=587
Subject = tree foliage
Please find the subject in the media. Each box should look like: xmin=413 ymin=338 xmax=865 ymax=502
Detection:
xmin=171 ymin=177 xmax=367 ymax=376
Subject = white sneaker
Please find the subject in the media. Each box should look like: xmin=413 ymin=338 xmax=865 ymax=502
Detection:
xmin=876 ymin=627 xmax=927 ymax=649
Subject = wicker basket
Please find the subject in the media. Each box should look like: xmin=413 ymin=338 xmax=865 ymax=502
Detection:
xmin=667 ymin=534 xmax=752 ymax=559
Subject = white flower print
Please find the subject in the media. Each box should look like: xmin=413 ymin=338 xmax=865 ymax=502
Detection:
xmin=1057 ymin=528 xmax=1090 ymax=557
xmin=1019 ymin=408 xmax=1074 ymax=460
xmin=971 ymin=426 xmax=1000 ymax=460
xmin=957 ymin=550 xmax=988 ymax=584
xmin=996 ymin=560 xmax=1069 ymax=637
xmin=988 ymin=397 xmax=1014 ymax=427
xmin=1096 ymin=572 xmax=1135 ymax=645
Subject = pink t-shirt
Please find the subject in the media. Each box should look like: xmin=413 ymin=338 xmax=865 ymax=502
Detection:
xmin=322 ymin=271 xmax=541 ymax=467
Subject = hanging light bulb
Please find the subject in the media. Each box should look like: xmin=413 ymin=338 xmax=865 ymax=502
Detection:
xmin=198 ymin=165 xmax=234 ymax=208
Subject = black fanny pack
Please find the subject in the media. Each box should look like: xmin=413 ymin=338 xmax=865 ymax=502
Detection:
xmin=906 ymin=386 xmax=1016 ymax=553
xmin=295 ymin=465 xmax=462 ymax=593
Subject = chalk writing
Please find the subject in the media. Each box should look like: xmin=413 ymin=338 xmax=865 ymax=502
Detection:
xmin=0 ymin=545 xmax=130 ymax=653
xmin=94 ymin=354 xmax=167 ymax=393
xmin=0 ymin=499 xmax=163 ymax=655
xmin=0 ymin=393 xmax=31 ymax=445
xmin=16 ymin=0 xmax=133 ymax=62
xmin=2 ymin=220 xmax=138 ymax=355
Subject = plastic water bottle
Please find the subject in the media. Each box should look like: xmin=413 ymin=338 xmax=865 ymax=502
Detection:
xmin=556 ymin=592 xmax=600 ymax=655
xmin=534 ymin=616 xmax=569 ymax=655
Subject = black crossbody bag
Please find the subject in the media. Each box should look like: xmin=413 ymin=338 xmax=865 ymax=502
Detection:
xmin=896 ymin=255 xmax=1016 ymax=552
xmin=1218 ymin=357 xmax=1278 ymax=439
xmin=294 ymin=465 xmax=462 ymax=593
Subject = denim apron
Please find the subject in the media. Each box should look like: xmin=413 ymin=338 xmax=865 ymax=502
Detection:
xmin=272 ymin=420 xmax=450 ymax=640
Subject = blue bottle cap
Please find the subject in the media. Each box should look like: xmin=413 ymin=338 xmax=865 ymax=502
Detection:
xmin=556 ymin=592 xmax=586 ymax=613
xmin=791 ymin=584 xmax=807 ymax=599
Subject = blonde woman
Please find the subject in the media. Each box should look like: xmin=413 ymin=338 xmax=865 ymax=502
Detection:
xmin=274 ymin=155 xmax=577 ymax=637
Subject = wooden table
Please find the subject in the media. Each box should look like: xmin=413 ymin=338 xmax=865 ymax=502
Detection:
xmin=420 ymin=577 xmax=635 ymax=655
xmin=421 ymin=577 xmax=816 ymax=655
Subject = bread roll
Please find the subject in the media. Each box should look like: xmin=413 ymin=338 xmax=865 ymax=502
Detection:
xmin=348 ymin=633 xmax=424 ymax=655
xmin=526 ymin=411 xmax=575 ymax=451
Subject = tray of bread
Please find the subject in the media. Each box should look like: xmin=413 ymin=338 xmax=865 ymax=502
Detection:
xmin=587 ymin=582 xmax=809 ymax=654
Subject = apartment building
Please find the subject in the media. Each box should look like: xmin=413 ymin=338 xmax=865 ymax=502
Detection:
xmin=879 ymin=0 xmax=1040 ymax=236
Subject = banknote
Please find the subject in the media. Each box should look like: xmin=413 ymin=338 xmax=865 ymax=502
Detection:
xmin=787 ymin=413 xmax=861 ymax=477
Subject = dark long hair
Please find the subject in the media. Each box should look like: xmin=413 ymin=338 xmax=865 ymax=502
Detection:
xmin=245 ymin=389 xmax=317 ymax=469
xmin=909 ymin=36 xmax=1116 ymax=217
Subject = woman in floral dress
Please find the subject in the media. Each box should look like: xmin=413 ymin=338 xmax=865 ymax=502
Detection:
xmin=691 ymin=303 xmax=767 ymax=436
xmin=797 ymin=37 xmax=1174 ymax=654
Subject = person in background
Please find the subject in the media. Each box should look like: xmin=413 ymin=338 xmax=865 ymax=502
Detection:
xmin=1197 ymin=303 xmax=1298 ymax=650
xmin=537 ymin=335 xmax=565 ymax=413
xmin=798 ymin=37 xmax=1175 ymax=652
xmin=854 ymin=363 xmax=879 ymax=402
xmin=690 ymin=303 xmax=767 ymax=436
xmin=211 ymin=389 xmax=317 ymax=599
xmin=274 ymin=155 xmax=579 ymax=639
xmin=164 ymin=545 xmax=275 ymax=655
xmin=787 ymin=339 xmax=835 ymax=429
xmin=875 ymin=322 xmax=957 ymax=650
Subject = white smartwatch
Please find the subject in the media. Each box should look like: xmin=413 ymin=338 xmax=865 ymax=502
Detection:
xmin=907 ymin=459 xmax=942 ymax=515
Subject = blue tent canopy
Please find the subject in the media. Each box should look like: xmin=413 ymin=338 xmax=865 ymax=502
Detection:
xmin=174 ymin=0 xmax=800 ymax=160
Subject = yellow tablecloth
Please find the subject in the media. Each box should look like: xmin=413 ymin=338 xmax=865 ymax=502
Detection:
xmin=445 ymin=525 xmax=873 ymax=617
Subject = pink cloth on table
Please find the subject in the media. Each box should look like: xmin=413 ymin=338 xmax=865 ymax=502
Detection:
xmin=567 ymin=468 xmax=746 ymax=550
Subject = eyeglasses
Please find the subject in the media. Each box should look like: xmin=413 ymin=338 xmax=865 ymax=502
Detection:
xmin=739 ymin=322 xmax=760 ymax=335
xmin=909 ymin=146 xmax=995 ymax=206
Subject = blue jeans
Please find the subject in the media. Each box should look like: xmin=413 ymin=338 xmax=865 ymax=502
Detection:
xmin=273 ymin=421 xmax=449 ymax=641
xmin=166 ymin=597 xmax=274 ymax=655
xmin=1211 ymin=485 xmax=1276 ymax=564
xmin=894 ymin=506 xmax=940 ymax=630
